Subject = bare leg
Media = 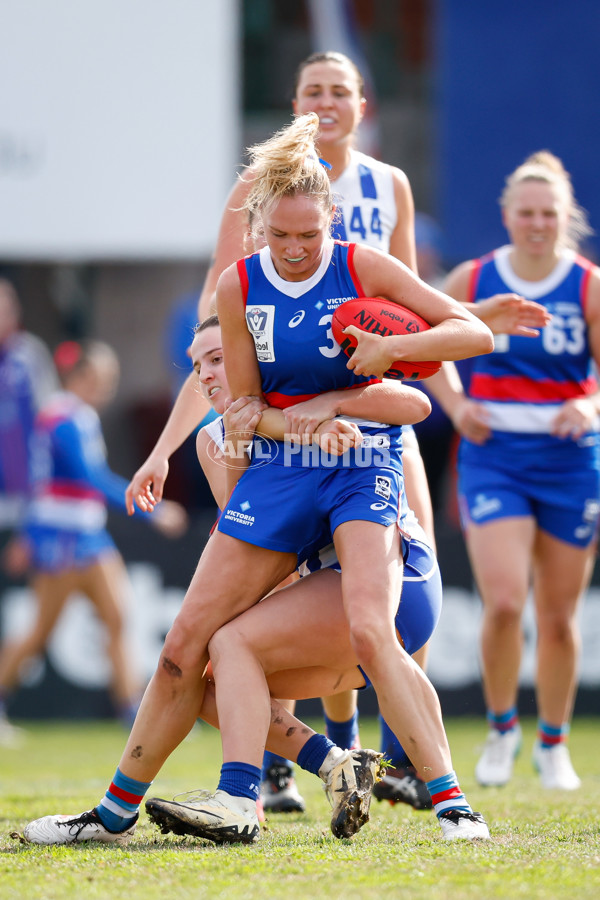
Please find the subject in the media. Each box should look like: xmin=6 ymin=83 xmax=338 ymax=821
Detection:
xmin=200 ymin=683 xmax=318 ymax=762
xmin=533 ymin=531 xmax=594 ymax=725
xmin=321 ymin=690 xmax=357 ymax=724
xmin=0 ymin=570 xmax=75 ymax=689
xmin=116 ymin=531 xmax=296 ymax=782
xmin=465 ymin=517 xmax=534 ymax=713
xmin=81 ymin=554 xmax=140 ymax=709
xmin=335 ymin=520 xmax=452 ymax=780
xmin=208 ymin=569 xmax=363 ymax=768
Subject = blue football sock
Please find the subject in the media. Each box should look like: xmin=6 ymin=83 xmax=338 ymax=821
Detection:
xmin=426 ymin=771 xmax=472 ymax=819
xmin=324 ymin=711 xmax=359 ymax=750
xmin=297 ymin=734 xmax=336 ymax=776
xmin=218 ymin=762 xmax=262 ymax=801
xmin=537 ymin=719 xmax=569 ymax=749
xmin=487 ymin=706 xmax=519 ymax=734
xmin=261 ymin=751 xmax=294 ymax=781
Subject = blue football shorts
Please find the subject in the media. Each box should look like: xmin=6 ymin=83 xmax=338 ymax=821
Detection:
xmin=217 ymin=458 xmax=403 ymax=560
xmin=458 ymin=433 xmax=600 ymax=548
xmin=301 ymin=535 xmax=442 ymax=678
xmin=27 ymin=525 xmax=117 ymax=573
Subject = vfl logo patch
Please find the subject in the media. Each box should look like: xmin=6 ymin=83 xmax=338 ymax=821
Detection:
xmin=374 ymin=475 xmax=392 ymax=502
xmin=246 ymin=305 xmax=276 ymax=362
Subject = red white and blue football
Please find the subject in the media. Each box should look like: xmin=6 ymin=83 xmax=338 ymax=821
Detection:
xmin=331 ymin=297 xmax=442 ymax=381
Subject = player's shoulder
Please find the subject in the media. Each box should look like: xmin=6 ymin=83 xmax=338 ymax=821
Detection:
xmin=217 ymin=258 xmax=246 ymax=295
xmin=443 ymin=258 xmax=480 ymax=300
xmin=351 ymin=149 xmax=391 ymax=174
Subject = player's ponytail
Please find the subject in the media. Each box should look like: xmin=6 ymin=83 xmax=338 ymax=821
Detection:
xmin=242 ymin=113 xmax=333 ymax=222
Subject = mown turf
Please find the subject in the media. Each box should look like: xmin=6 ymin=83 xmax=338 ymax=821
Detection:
xmin=1 ymin=717 xmax=599 ymax=899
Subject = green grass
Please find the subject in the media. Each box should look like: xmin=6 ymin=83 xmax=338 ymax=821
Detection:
xmin=1 ymin=717 xmax=599 ymax=900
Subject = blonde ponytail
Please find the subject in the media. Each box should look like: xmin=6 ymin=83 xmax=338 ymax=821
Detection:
xmin=242 ymin=113 xmax=333 ymax=223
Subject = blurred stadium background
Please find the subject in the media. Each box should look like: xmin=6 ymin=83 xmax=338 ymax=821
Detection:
xmin=1 ymin=0 xmax=599 ymax=720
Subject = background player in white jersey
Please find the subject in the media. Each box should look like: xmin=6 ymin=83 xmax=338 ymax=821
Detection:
xmin=442 ymin=151 xmax=600 ymax=791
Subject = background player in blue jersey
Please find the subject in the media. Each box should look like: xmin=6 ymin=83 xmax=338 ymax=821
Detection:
xmin=0 ymin=279 xmax=59 ymax=745
xmin=443 ymin=151 xmax=600 ymax=792
xmin=0 ymin=340 xmax=186 ymax=734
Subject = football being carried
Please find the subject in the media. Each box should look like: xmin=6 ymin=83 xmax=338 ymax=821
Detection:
xmin=331 ymin=297 xmax=442 ymax=381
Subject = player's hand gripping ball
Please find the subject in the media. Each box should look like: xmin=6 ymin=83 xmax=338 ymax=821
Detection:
xmin=331 ymin=297 xmax=442 ymax=381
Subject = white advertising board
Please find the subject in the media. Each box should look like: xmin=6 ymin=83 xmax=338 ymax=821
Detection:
xmin=0 ymin=1 xmax=240 ymax=260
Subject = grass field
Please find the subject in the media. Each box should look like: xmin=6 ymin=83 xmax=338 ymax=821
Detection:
xmin=1 ymin=716 xmax=599 ymax=900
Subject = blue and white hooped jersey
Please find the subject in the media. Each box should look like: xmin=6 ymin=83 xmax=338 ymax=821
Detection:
xmin=467 ymin=246 xmax=599 ymax=435
xmin=237 ymin=240 xmax=403 ymax=469
xmin=238 ymin=240 xmax=381 ymax=407
xmin=25 ymin=391 xmax=135 ymax=535
xmin=330 ymin=150 xmax=398 ymax=252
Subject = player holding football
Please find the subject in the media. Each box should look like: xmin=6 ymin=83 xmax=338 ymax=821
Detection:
xmin=125 ymin=51 xmax=548 ymax=811
xmin=20 ymin=112 xmax=493 ymax=847
xmin=143 ymin=315 xmax=444 ymax=841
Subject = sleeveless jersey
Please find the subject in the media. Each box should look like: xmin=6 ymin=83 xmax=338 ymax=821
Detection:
xmin=330 ymin=150 xmax=398 ymax=252
xmin=467 ymin=246 xmax=598 ymax=434
xmin=238 ymin=240 xmax=381 ymax=408
xmin=26 ymin=391 xmax=135 ymax=534
xmin=0 ymin=333 xmax=58 ymax=528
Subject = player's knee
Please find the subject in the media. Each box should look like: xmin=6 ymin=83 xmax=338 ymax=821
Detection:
xmin=159 ymin=620 xmax=206 ymax=680
xmin=208 ymin=621 xmax=246 ymax=664
xmin=348 ymin=619 xmax=389 ymax=669
xmin=537 ymin=612 xmax=577 ymax=645
xmin=486 ymin=595 xmax=523 ymax=627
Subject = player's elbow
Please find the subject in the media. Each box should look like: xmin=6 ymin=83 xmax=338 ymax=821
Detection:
xmin=474 ymin=321 xmax=495 ymax=356
xmin=407 ymin=388 xmax=432 ymax=425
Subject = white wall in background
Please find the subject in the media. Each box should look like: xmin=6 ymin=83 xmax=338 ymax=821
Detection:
xmin=0 ymin=0 xmax=240 ymax=260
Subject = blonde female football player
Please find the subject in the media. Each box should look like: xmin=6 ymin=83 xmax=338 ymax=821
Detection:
xmin=443 ymin=151 xmax=600 ymax=791
xmin=20 ymin=113 xmax=494 ymax=848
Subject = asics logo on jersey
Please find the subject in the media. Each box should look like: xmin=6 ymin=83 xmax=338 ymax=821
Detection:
xmin=583 ymin=498 xmax=600 ymax=522
xmin=288 ymin=310 xmax=306 ymax=328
